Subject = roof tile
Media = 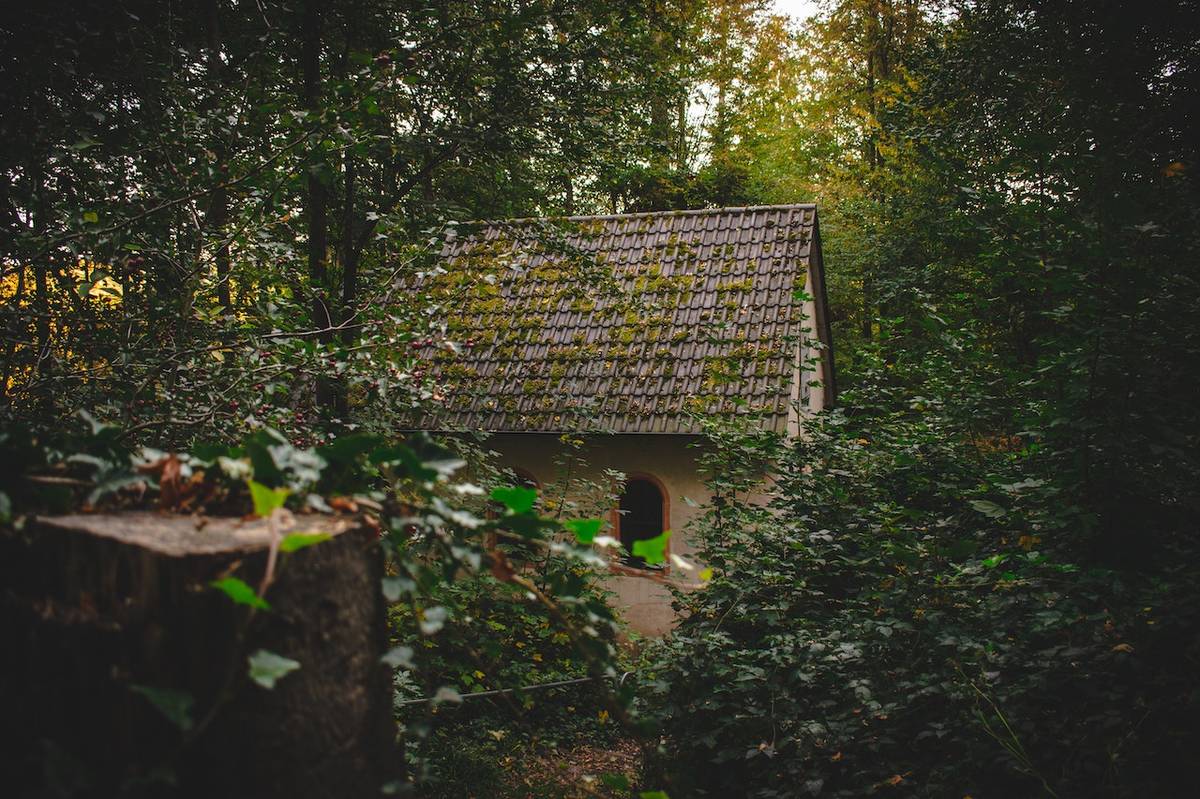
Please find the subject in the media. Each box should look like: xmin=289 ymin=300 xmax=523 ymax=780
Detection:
xmin=411 ymin=205 xmax=818 ymax=434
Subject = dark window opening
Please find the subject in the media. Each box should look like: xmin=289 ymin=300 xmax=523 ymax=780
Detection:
xmin=618 ymin=478 xmax=665 ymax=570
xmin=512 ymin=469 xmax=539 ymax=491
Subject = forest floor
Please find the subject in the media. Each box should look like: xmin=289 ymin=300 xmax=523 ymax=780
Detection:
xmin=418 ymin=709 xmax=648 ymax=799
xmin=500 ymin=737 xmax=644 ymax=798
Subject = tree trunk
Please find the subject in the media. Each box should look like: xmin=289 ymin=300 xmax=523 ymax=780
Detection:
xmin=207 ymin=0 xmax=232 ymax=314
xmin=0 ymin=512 xmax=400 ymax=799
xmin=301 ymin=0 xmax=335 ymax=413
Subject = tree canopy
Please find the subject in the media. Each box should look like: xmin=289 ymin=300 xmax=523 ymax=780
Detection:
xmin=2 ymin=0 xmax=1198 ymax=796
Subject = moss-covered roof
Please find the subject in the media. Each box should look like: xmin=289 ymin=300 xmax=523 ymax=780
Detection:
xmin=411 ymin=204 xmax=821 ymax=434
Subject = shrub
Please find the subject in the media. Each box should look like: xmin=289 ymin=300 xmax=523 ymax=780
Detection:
xmin=645 ymin=352 xmax=1199 ymax=798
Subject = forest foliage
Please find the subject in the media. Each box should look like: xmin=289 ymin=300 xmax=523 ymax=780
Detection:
xmin=2 ymin=0 xmax=1198 ymax=797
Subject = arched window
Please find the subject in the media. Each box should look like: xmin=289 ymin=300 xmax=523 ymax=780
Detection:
xmin=511 ymin=468 xmax=539 ymax=491
xmin=617 ymin=476 xmax=668 ymax=570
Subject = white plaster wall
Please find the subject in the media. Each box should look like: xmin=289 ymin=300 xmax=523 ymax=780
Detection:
xmin=485 ymin=433 xmax=712 ymax=636
xmin=787 ymin=293 xmax=828 ymax=437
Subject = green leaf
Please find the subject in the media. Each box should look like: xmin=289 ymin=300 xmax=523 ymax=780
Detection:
xmin=490 ymin=485 xmax=537 ymax=515
xmin=424 ymin=457 xmax=466 ymax=479
xmin=640 ymin=792 xmax=671 ymax=799
xmin=248 ymin=649 xmax=300 ymax=689
xmin=600 ymin=774 xmax=631 ymax=790
xmin=369 ymin=444 xmax=434 ymax=481
xmin=130 ymin=685 xmax=194 ymax=731
xmin=565 ymin=518 xmax=603 ymax=544
xmin=969 ymin=499 xmax=1006 ymax=518
xmin=82 ymin=211 xmax=99 ymax=224
xmin=420 ymin=605 xmax=448 ymax=635
xmin=381 ymin=645 xmax=415 ymax=669
xmin=488 ymin=511 xmax=556 ymax=539
xmin=210 ymin=576 xmax=270 ymax=610
xmin=946 ymin=538 xmax=979 ymax=559
xmin=86 ymin=473 xmax=148 ymax=506
xmin=382 ymin=575 xmax=414 ymax=602
xmin=432 ymin=685 xmax=463 ymax=704
xmin=279 ymin=532 xmax=332 ymax=553
xmin=248 ymin=479 xmax=290 ymax=517
xmin=632 ymin=530 xmax=671 ymax=565
xmin=241 ymin=429 xmax=291 ymax=487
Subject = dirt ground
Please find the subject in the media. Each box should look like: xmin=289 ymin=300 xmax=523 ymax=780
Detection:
xmin=501 ymin=737 xmax=645 ymax=798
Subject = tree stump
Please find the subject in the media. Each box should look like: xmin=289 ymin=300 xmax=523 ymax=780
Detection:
xmin=0 ymin=512 xmax=400 ymax=798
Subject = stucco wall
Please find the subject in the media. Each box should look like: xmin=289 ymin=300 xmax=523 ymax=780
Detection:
xmin=485 ymin=433 xmax=712 ymax=636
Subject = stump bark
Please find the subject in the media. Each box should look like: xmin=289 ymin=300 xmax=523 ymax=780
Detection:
xmin=0 ymin=512 xmax=400 ymax=798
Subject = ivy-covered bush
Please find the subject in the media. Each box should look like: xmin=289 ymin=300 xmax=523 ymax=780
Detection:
xmin=387 ymin=437 xmax=639 ymax=796
xmin=644 ymin=346 xmax=1199 ymax=798
xmin=0 ymin=415 xmax=632 ymax=796
xmin=392 ymin=569 xmax=626 ymax=796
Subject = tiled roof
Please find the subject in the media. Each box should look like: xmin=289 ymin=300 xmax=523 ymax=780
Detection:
xmin=411 ymin=204 xmax=822 ymax=434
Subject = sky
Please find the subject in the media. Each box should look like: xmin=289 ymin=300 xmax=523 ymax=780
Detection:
xmin=771 ymin=0 xmax=820 ymax=22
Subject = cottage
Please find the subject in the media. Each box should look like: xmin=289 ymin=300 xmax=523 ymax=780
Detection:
xmin=414 ymin=204 xmax=834 ymax=634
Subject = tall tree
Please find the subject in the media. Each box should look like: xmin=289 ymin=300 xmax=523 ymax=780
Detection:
xmin=0 ymin=0 xmax=665 ymax=441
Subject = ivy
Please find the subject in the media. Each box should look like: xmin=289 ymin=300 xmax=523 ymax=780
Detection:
xmin=247 ymin=650 xmax=301 ymax=690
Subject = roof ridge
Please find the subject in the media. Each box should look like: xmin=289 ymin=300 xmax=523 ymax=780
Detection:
xmin=451 ymin=203 xmax=817 ymax=228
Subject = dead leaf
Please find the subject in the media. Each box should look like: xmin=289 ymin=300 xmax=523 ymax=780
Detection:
xmin=328 ymin=496 xmax=359 ymax=513
xmin=490 ymin=550 xmax=516 ymax=583
xmin=138 ymin=454 xmax=185 ymax=510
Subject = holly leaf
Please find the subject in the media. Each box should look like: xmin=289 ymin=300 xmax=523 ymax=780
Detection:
xmin=248 ymin=479 xmax=290 ymax=517
xmin=279 ymin=532 xmax=332 ymax=553
xmin=211 ymin=576 xmax=270 ymax=610
xmin=490 ymin=485 xmax=537 ymax=515
xmin=248 ymin=649 xmax=300 ymax=689
xmin=130 ymin=685 xmax=194 ymax=731
xmin=632 ymin=530 xmax=671 ymax=565
xmin=565 ymin=518 xmax=603 ymax=544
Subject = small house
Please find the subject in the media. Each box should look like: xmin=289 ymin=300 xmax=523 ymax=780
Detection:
xmin=413 ymin=204 xmax=834 ymax=634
